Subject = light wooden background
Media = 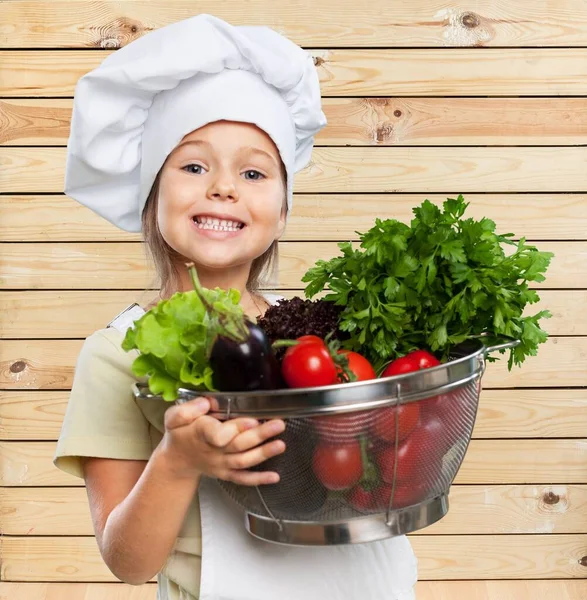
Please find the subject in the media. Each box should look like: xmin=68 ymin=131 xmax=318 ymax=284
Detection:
xmin=1 ymin=1 xmax=587 ymax=599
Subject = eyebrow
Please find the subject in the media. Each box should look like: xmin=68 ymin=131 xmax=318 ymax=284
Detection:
xmin=241 ymin=146 xmax=279 ymax=165
xmin=175 ymin=140 xmax=277 ymax=165
xmin=175 ymin=139 xmax=210 ymax=151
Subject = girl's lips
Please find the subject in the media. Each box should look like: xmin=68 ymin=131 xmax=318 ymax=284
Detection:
xmin=190 ymin=218 xmax=245 ymax=240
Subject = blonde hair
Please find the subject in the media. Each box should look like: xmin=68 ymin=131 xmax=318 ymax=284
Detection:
xmin=141 ymin=170 xmax=285 ymax=298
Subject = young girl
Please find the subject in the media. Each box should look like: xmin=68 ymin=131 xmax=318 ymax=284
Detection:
xmin=54 ymin=14 xmax=418 ymax=600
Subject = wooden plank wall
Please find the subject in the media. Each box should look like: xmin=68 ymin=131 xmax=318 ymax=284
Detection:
xmin=1 ymin=1 xmax=587 ymax=599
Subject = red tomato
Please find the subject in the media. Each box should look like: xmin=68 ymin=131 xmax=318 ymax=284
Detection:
xmin=297 ymin=335 xmax=326 ymax=346
xmin=314 ymin=411 xmax=371 ymax=442
xmin=420 ymin=392 xmax=453 ymax=425
xmin=282 ymin=342 xmax=337 ymax=388
xmin=312 ymin=441 xmax=363 ymax=491
xmin=339 ymin=350 xmax=376 ymax=381
xmin=405 ymin=350 xmax=441 ymax=370
xmin=377 ymin=415 xmax=446 ymax=487
xmin=376 ymin=444 xmax=398 ymax=485
xmin=369 ymin=481 xmax=429 ymax=511
xmin=347 ymin=483 xmax=375 ymax=512
xmin=371 ymin=403 xmax=420 ymax=443
xmin=381 ymin=350 xmax=440 ymax=378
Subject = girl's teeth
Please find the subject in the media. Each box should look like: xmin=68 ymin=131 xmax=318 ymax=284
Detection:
xmin=196 ymin=218 xmax=241 ymax=232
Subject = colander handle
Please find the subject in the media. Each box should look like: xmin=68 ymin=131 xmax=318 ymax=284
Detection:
xmin=483 ymin=337 xmax=520 ymax=354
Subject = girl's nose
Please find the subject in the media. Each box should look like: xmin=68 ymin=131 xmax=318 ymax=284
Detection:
xmin=207 ymin=171 xmax=239 ymax=202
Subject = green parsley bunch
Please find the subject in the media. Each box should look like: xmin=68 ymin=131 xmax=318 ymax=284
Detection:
xmin=303 ymin=195 xmax=553 ymax=372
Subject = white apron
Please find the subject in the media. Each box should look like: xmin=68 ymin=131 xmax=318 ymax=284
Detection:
xmin=198 ymin=477 xmax=417 ymax=600
xmin=110 ymin=303 xmax=418 ymax=599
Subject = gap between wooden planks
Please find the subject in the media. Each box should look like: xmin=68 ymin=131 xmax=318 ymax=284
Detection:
xmin=4 ymin=0 xmax=587 ymax=48
xmin=1 ymin=581 xmax=587 ymax=600
xmin=2 ymin=98 xmax=587 ymax=146
xmin=2 ymin=194 xmax=586 ymax=242
xmin=2 ymin=389 xmax=586 ymax=440
xmin=1 ymin=485 xmax=584 ymax=536
xmin=3 ymin=49 xmax=587 ymax=97
xmin=1 ymin=535 xmax=586 ymax=580
xmin=0 ymin=241 xmax=580 ymax=290
xmin=3 ymin=147 xmax=587 ymax=194
xmin=2 ymin=439 xmax=586 ymax=487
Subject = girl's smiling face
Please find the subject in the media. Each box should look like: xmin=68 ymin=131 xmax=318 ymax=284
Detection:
xmin=157 ymin=121 xmax=287 ymax=276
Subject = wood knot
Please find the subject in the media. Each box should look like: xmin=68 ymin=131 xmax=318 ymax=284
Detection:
xmin=98 ymin=17 xmax=148 ymax=49
xmin=313 ymin=56 xmax=325 ymax=67
xmin=394 ymin=110 xmax=402 ymax=117
xmin=100 ymin=38 xmax=121 ymax=49
xmin=579 ymin=556 xmax=587 ymax=567
xmin=375 ymin=124 xmax=393 ymax=143
xmin=543 ymin=491 xmax=560 ymax=505
xmin=461 ymin=12 xmax=480 ymax=28
xmin=10 ymin=361 xmax=27 ymax=374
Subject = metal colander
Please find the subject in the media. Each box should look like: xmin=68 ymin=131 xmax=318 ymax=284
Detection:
xmin=134 ymin=336 xmax=518 ymax=546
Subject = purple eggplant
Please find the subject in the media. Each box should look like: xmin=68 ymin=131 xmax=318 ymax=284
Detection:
xmin=209 ymin=320 xmax=283 ymax=392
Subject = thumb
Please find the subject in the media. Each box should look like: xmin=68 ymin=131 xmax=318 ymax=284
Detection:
xmin=165 ymin=398 xmax=210 ymax=430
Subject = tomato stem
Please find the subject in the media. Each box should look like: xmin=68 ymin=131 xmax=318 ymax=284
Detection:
xmin=271 ymin=339 xmax=300 ymax=349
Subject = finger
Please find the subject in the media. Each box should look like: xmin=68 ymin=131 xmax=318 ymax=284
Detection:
xmin=223 ymin=469 xmax=281 ymax=487
xmin=200 ymin=416 xmax=260 ymax=448
xmin=225 ymin=439 xmax=286 ymax=470
xmin=207 ymin=396 xmax=221 ymax=413
xmin=164 ymin=398 xmax=210 ymax=430
xmin=225 ymin=419 xmax=286 ymax=453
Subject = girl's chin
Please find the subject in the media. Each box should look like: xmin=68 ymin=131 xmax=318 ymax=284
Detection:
xmin=181 ymin=253 xmax=250 ymax=272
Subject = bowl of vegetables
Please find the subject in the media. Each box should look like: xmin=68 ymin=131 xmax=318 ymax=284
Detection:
xmin=127 ymin=196 xmax=553 ymax=546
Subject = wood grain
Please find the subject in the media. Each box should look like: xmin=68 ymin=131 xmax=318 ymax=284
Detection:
xmin=3 ymin=49 xmax=587 ymax=97
xmin=4 ymin=98 xmax=587 ymax=146
xmin=4 ymin=0 xmax=587 ymax=48
xmin=2 ymin=337 xmax=584 ymax=391
xmin=4 ymin=147 xmax=587 ymax=194
xmin=2 ymin=439 xmax=586 ymax=487
xmin=2 ymin=389 xmax=586 ymax=441
xmin=1 ymin=484 xmax=584 ymax=536
xmin=1 ymin=535 xmax=586 ymax=581
xmin=0 ymin=241 xmax=579 ymax=290
xmin=0 ymin=583 xmax=156 ymax=600
xmin=0 ymin=289 xmax=577 ymax=339
xmin=3 ymin=194 xmax=586 ymax=242
xmin=2 ymin=581 xmax=586 ymax=600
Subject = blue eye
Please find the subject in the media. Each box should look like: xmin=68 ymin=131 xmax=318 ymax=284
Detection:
xmin=244 ymin=170 xmax=264 ymax=181
xmin=183 ymin=164 xmax=204 ymax=175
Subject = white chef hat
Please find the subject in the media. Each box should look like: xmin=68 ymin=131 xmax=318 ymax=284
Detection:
xmin=64 ymin=14 xmax=326 ymax=233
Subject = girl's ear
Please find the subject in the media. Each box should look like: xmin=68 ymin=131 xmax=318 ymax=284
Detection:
xmin=275 ymin=205 xmax=287 ymax=240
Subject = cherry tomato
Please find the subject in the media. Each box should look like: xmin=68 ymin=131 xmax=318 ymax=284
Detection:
xmin=314 ymin=411 xmax=371 ymax=442
xmin=371 ymin=403 xmax=420 ymax=443
xmin=282 ymin=342 xmax=337 ymax=388
xmin=377 ymin=415 xmax=446 ymax=487
xmin=368 ymin=481 xmax=429 ymax=511
xmin=339 ymin=350 xmax=376 ymax=381
xmin=406 ymin=350 xmax=441 ymax=370
xmin=297 ymin=335 xmax=326 ymax=346
xmin=313 ymin=351 xmax=375 ymax=442
xmin=347 ymin=483 xmax=375 ymax=512
xmin=420 ymin=392 xmax=453 ymax=425
xmin=312 ymin=441 xmax=363 ymax=491
xmin=381 ymin=349 xmax=440 ymax=378
xmin=376 ymin=444 xmax=398 ymax=485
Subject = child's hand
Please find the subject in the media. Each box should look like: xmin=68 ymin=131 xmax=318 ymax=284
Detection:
xmin=161 ymin=397 xmax=286 ymax=486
